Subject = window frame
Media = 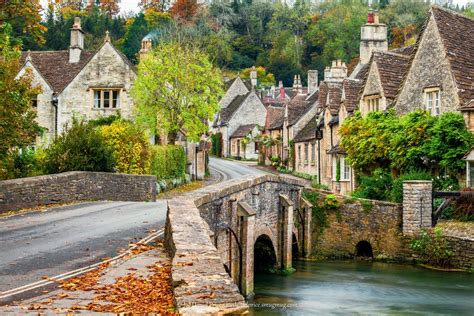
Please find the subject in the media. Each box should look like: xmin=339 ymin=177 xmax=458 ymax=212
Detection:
xmin=92 ymin=88 xmax=121 ymax=109
xmin=341 ymin=156 xmax=351 ymax=181
xmin=365 ymin=95 xmax=381 ymax=113
xmin=424 ymin=87 xmax=441 ymax=116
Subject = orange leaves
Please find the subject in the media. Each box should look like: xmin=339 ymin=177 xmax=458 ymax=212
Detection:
xmin=83 ymin=262 xmax=177 ymax=314
xmin=59 ymin=262 xmax=110 ymax=292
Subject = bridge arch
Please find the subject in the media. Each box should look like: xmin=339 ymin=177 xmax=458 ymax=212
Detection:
xmin=355 ymin=240 xmax=373 ymax=258
xmin=254 ymin=234 xmax=278 ymax=273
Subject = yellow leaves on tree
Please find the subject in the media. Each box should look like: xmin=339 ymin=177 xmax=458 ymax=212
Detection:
xmin=0 ymin=0 xmax=47 ymax=45
xmin=100 ymin=120 xmax=151 ymax=175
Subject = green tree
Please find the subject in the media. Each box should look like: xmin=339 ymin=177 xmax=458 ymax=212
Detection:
xmin=132 ymin=42 xmax=224 ymax=144
xmin=380 ymin=0 xmax=429 ymax=47
xmin=305 ymin=1 xmax=367 ymax=77
xmin=0 ymin=24 xmax=42 ymax=165
xmin=340 ymin=110 xmax=474 ymax=176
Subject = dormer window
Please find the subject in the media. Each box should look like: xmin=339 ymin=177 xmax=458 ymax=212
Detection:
xmin=365 ymin=95 xmax=381 ymax=112
xmin=425 ymin=88 xmax=440 ymax=116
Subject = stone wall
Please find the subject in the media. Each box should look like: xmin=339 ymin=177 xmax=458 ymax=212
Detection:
xmin=445 ymin=236 xmax=474 ymax=270
xmin=311 ymin=190 xmax=405 ymax=260
xmin=0 ymin=171 xmax=156 ymax=213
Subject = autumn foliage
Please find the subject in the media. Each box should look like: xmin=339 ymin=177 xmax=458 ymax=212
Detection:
xmin=170 ymin=0 xmax=199 ymax=21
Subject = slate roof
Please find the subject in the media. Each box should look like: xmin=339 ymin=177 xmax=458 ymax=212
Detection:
xmin=218 ymin=93 xmax=250 ymax=125
xmin=342 ymin=79 xmax=363 ymax=113
xmin=265 ymin=106 xmax=285 ymax=130
xmin=288 ymin=94 xmax=314 ymax=126
xmin=319 ymin=82 xmax=343 ymax=115
xmin=230 ymin=124 xmax=257 ymax=138
xmin=293 ymin=115 xmax=318 ymax=143
xmin=372 ymin=51 xmax=411 ymax=99
xmin=391 ymin=44 xmax=416 ymax=56
xmin=20 ymin=50 xmax=95 ymax=94
xmin=431 ymin=6 xmax=474 ymax=107
xmin=327 ymin=144 xmax=346 ymax=155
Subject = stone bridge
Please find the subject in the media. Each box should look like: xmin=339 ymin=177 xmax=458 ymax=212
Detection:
xmin=165 ymin=177 xmax=459 ymax=314
xmin=165 ymin=174 xmax=311 ymax=314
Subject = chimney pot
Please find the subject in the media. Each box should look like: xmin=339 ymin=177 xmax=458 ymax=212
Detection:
xmin=368 ymin=11 xmax=375 ymax=23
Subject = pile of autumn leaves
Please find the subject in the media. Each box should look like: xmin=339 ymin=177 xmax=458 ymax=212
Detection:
xmin=28 ymin=243 xmax=176 ymax=314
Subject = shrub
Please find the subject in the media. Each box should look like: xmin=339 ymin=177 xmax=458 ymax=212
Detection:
xmin=352 ymin=169 xmax=393 ymax=201
xmin=44 ymin=119 xmax=115 ymax=174
xmin=390 ymin=170 xmax=432 ymax=203
xmin=12 ymin=148 xmax=45 ymax=178
xmin=210 ymin=133 xmax=222 ymax=157
xmin=100 ymin=121 xmax=151 ymax=174
xmin=323 ymin=194 xmax=340 ymax=210
xmin=150 ymin=145 xmax=187 ymax=180
xmin=410 ymin=227 xmax=453 ymax=268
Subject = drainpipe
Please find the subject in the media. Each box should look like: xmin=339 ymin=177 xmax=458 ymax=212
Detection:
xmin=51 ymin=94 xmax=58 ymax=138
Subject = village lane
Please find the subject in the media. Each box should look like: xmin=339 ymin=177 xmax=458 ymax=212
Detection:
xmin=0 ymin=158 xmax=264 ymax=303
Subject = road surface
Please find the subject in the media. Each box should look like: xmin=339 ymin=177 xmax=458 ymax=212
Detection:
xmin=0 ymin=158 xmax=264 ymax=303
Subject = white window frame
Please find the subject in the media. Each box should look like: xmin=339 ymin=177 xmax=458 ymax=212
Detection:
xmin=298 ymin=144 xmax=302 ymax=165
xmin=365 ymin=95 xmax=381 ymax=113
xmin=332 ymin=156 xmax=337 ymax=181
xmin=93 ymin=89 xmax=121 ymax=109
xmin=304 ymin=143 xmax=309 ymax=165
xmin=311 ymin=142 xmax=316 ymax=165
xmin=424 ymin=87 xmax=441 ymax=116
xmin=341 ymin=157 xmax=351 ymax=181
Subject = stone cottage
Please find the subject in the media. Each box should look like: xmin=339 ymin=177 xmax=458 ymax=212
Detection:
xmin=18 ymin=17 xmax=136 ymax=145
xmin=395 ymin=6 xmax=474 ymax=132
xmin=212 ymin=70 xmax=267 ymax=158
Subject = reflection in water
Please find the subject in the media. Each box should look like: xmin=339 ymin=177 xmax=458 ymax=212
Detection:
xmin=250 ymin=261 xmax=474 ymax=315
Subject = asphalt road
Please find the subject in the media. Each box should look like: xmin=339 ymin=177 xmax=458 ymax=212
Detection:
xmin=0 ymin=158 xmax=264 ymax=303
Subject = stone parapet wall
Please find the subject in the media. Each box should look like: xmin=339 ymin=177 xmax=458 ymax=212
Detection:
xmin=165 ymin=174 xmax=308 ymax=314
xmin=311 ymin=190 xmax=405 ymax=260
xmin=0 ymin=171 xmax=157 ymax=213
xmin=444 ymin=236 xmax=474 ymax=270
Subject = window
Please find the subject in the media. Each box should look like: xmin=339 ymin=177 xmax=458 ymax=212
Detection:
xmin=366 ymin=96 xmax=381 ymax=113
xmin=304 ymin=143 xmax=309 ymax=164
xmin=332 ymin=156 xmax=337 ymax=180
xmin=31 ymin=96 xmax=38 ymax=110
xmin=425 ymin=88 xmax=440 ymax=116
xmin=341 ymin=157 xmax=351 ymax=181
xmin=311 ymin=142 xmax=316 ymax=165
xmin=469 ymin=161 xmax=474 ymax=188
xmin=298 ymin=145 xmax=302 ymax=165
xmin=93 ymin=89 xmax=120 ymax=109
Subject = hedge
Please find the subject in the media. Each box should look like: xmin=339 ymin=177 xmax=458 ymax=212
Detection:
xmin=150 ymin=145 xmax=187 ymax=180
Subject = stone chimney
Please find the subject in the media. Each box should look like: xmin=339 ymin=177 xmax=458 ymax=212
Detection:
xmin=308 ymin=70 xmax=318 ymax=95
xmin=250 ymin=66 xmax=258 ymax=88
xmin=360 ymin=10 xmax=387 ymax=65
xmin=324 ymin=60 xmax=347 ymax=82
xmin=69 ymin=17 xmax=84 ymax=64
xmin=140 ymin=38 xmax=153 ymax=60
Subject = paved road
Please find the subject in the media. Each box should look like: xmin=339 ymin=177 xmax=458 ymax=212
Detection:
xmin=209 ymin=157 xmax=265 ymax=181
xmin=0 ymin=158 xmax=264 ymax=303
